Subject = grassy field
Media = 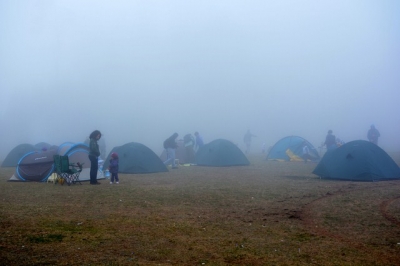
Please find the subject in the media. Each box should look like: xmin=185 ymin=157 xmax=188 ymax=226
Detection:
xmin=1 ymin=154 xmax=400 ymax=265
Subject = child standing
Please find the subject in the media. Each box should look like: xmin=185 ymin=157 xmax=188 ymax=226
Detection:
xmin=109 ymin=152 xmax=119 ymax=184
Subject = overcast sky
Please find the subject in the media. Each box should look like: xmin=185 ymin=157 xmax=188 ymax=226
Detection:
xmin=1 ymin=0 xmax=399 ymax=160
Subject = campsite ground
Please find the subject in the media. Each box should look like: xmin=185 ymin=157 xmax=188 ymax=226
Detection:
xmin=1 ymin=153 xmax=400 ymax=265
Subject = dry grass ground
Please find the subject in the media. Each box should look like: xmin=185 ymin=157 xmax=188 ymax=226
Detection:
xmin=1 ymin=154 xmax=400 ymax=265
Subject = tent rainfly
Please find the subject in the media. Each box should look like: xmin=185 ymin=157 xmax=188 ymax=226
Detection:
xmin=103 ymin=142 xmax=168 ymax=174
xmin=267 ymin=136 xmax=320 ymax=162
xmin=195 ymin=139 xmax=250 ymax=166
xmin=312 ymin=140 xmax=400 ymax=181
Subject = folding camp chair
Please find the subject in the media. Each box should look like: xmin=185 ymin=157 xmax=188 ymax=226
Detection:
xmin=53 ymin=155 xmax=83 ymax=185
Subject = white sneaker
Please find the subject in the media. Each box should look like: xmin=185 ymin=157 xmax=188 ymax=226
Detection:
xmin=116 ymin=182 xmax=119 ymax=184
xmin=110 ymin=182 xmax=113 ymax=184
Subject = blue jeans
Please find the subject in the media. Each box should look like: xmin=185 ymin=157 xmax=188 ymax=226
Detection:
xmin=163 ymin=148 xmax=176 ymax=167
xmin=89 ymin=155 xmax=98 ymax=184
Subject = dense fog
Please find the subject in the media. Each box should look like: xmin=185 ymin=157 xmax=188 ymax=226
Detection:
xmin=1 ymin=0 xmax=399 ymax=161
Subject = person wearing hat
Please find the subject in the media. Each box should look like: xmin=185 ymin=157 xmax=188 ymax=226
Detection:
xmin=367 ymin=125 xmax=380 ymax=145
xmin=324 ymin=130 xmax=337 ymax=151
xmin=109 ymin=152 xmax=119 ymax=184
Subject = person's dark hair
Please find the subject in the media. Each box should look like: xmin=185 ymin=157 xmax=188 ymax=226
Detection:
xmin=89 ymin=130 xmax=102 ymax=139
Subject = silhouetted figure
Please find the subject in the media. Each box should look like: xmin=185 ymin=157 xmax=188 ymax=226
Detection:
xmin=324 ymin=130 xmax=337 ymax=151
xmin=89 ymin=130 xmax=102 ymax=185
xmin=302 ymin=142 xmax=311 ymax=163
xmin=108 ymin=152 xmax=119 ymax=184
xmin=163 ymin=133 xmax=179 ymax=169
xmin=194 ymin=132 xmax=204 ymax=152
xmin=243 ymin=130 xmax=256 ymax=154
xmin=367 ymin=125 xmax=380 ymax=145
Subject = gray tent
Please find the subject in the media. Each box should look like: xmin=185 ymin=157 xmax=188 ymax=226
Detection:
xmin=104 ymin=142 xmax=168 ymax=174
xmin=195 ymin=139 xmax=250 ymax=167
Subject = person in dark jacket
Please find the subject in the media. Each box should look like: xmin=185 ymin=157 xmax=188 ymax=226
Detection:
xmin=89 ymin=130 xmax=102 ymax=185
xmin=163 ymin=133 xmax=179 ymax=169
xmin=108 ymin=152 xmax=119 ymax=184
xmin=367 ymin=125 xmax=380 ymax=145
xmin=324 ymin=130 xmax=337 ymax=151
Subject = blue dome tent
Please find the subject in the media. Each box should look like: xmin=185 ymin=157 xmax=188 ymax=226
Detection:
xmin=267 ymin=136 xmax=320 ymax=162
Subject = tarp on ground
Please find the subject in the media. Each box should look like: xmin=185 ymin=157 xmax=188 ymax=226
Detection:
xmin=103 ymin=142 xmax=168 ymax=174
xmin=195 ymin=139 xmax=250 ymax=166
xmin=267 ymin=136 xmax=320 ymax=162
xmin=312 ymin=140 xmax=400 ymax=181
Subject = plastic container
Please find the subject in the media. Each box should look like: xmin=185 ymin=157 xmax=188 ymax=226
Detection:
xmin=104 ymin=170 xmax=110 ymax=179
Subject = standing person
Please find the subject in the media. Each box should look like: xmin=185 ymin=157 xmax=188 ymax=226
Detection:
xmin=367 ymin=125 xmax=380 ymax=145
xmin=108 ymin=152 xmax=119 ymax=184
xmin=302 ymin=142 xmax=311 ymax=163
xmin=89 ymin=130 xmax=102 ymax=185
xmin=243 ymin=130 xmax=256 ymax=154
xmin=324 ymin=130 xmax=337 ymax=151
xmin=163 ymin=133 xmax=179 ymax=169
xmin=194 ymin=131 xmax=204 ymax=152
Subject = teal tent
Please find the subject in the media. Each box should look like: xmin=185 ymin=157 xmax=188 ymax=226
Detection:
xmin=195 ymin=139 xmax=250 ymax=166
xmin=2 ymin=144 xmax=36 ymax=167
xmin=103 ymin=142 xmax=168 ymax=174
xmin=312 ymin=140 xmax=400 ymax=181
xmin=267 ymin=136 xmax=320 ymax=162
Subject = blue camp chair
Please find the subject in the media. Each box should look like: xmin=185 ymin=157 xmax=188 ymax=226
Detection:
xmin=53 ymin=155 xmax=83 ymax=185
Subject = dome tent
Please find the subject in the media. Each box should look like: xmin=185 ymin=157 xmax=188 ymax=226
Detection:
xmin=195 ymin=139 xmax=250 ymax=167
xmin=267 ymin=136 xmax=320 ymax=162
xmin=2 ymin=144 xmax=36 ymax=167
xmin=2 ymin=143 xmax=58 ymax=167
xmin=34 ymin=142 xmax=53 ymax=151
xmin=312 ymin=140 xmax=400 ymax=181
xmin=103 ymin=142 xmax=168 ymax=174
xmin=56 ymin=142 xmax=104 ymax=181
xmin=9 ymin=149 xmax=57 ymax=182
xmin=8 ymin=142 xmax=104 ymax=182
